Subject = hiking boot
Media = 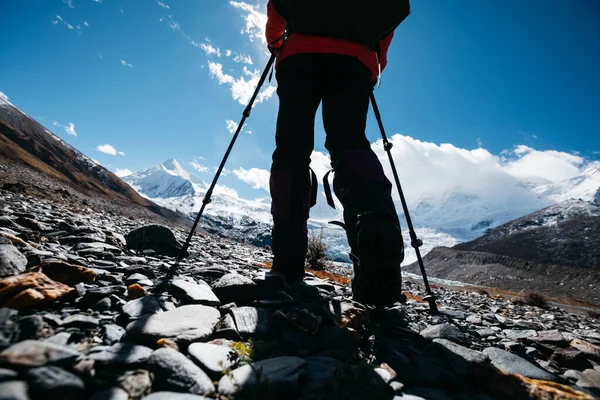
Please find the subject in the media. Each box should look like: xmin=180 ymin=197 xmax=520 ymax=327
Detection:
xmin=351 ymin=212 xmax=404 ymax=306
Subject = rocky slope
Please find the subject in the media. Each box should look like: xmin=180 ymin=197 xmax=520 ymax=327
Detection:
xmin=0 ymin=96 xmax=186 ymax=225
xmin=0 ymin=190 xmax=599 ymax=399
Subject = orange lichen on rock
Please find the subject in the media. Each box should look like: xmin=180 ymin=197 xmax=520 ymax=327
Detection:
xmin=32 ymin=260 xmax=97 ymax=286
xmin=0 ymin=271 xmax=75 ymax=310
xmin=517 ymin=375 xmax=595 ymax=400
xmin=307 ymin=269 xmax=352 ymax=285
xmin=127 ymin=283 xmax=146 ymax=299
xmin=156 ymin=338 xmax=179 ymax=350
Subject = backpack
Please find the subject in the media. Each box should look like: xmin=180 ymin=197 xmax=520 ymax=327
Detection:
xmin=271 ymin=0 xmax=410 ymax=48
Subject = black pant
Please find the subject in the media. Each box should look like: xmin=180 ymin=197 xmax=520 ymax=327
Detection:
xmin=269 ymin=54 xmax=397 ymax=277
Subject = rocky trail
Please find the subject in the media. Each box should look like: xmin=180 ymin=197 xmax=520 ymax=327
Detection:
xmin=0 ymin=189 xmax=599 ymax=399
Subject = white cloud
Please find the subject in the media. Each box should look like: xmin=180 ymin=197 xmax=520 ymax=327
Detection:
xmin=83 ymin=21 xmax=89 ymax=27
xmin=114 ymin=168 xmax=133 ymax=177
xmin=225 ymin=50 xmax=232 ymax=57
xmin=120 ymin=59 xmax=133 ymax=68
xmin=53 ymin=121 xmax=77 ymax=136
xmin=225 ymin=119 xmax=238 ymax=134
xmin=208 ymin=62 xmax=276 ymax=105
xmin=63 ymin=0 xmax=74 ymax=8
xmin=233 ymin=54 xmax=253 ymax=65
xmin=53 ymin=15 xmax=79 ymax=32
xmin=229 ymin=1 xmax=267 ymax=44
xmin=190 ymin=161 xmax=209 ymax=172
xmin=233 ymin=167 xmax=270 ymax=192
xmin=0 ymin=91 xmax=8 ymax=102
xmin=97 ymin=144 xmax=125 ymax=156
xmin=92 ymin=0 xmax=102 ymax=3
xmin=197 ymin=43 xmax=221 ymax=57
xmin=157 ymin=0 xmax=170 ymax=9
xmin=503 ymin=145 xmax=584 ymax=182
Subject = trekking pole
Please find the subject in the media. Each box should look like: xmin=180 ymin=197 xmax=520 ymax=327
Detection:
xmin=178 ymin=54 xmax=276 ymax=259
xmin=369 ymin=92 xmax=439 ymax=315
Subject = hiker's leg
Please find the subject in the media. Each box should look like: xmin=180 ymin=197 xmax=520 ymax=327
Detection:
xmin=270 ymin=55 xmax=322 ymax=282
xmin=322 ymin=55 xmax=403 ymax=305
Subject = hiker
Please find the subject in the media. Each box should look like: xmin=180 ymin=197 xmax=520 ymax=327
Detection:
xmin=265 ymin=0 xmax=410 ymax=306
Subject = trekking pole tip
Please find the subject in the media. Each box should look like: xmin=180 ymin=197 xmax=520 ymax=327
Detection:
xmin=423 ymin=294 xmax=439 ymax=315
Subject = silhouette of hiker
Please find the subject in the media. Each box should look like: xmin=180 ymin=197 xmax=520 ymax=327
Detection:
xmin=265 ymin=0 xmax=409 ymax=306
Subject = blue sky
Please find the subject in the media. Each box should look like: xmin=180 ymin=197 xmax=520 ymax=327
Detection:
xmin=1 ymin=0 xmax=599 ymax=200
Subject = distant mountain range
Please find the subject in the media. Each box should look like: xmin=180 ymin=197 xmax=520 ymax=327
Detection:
xmin=122 ymin=157 xmax=600 ymax=264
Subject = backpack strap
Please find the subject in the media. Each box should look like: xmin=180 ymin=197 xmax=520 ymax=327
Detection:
xmin=322 ymin=169 xmax=336 ymax=209
xmin=309 ymin=167 xmax=318 ymax=208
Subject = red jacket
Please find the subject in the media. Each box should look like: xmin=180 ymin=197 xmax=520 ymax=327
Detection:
xmin=266 ymin=0 xmax=394 ymax=80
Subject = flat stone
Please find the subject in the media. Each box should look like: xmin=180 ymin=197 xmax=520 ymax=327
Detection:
xmin=218 ymin=356 xmax=306 ymax=396
xmin=476 ymin=329 xmax=497 ymax=338
xmin=127 ymin=305 xmax=220 ymax=343
xmin=102 ymin=324 xmax=126 ymax=345
xmin=432 ymin=339 xmax=489 ymax=364
xmin=61 ymin=314 xmax=100 ymax=329
xmin=570 ymin=339 xmax=600 ymax=357
xmin=0 ymin=340 xmax=81 ymax=368
xmin=0 ymin=380 xmax=29 ymax=400
xmin=188 ymin=342 xmax=238 ymax=379
xmin=89 ymin=343 xmax=153 ymax=366
xmin=95 ymin=297 xmax=112 ymax=311
xmin=170 ymin=279 xmax=220 ymax=307
xmin=229 ymin=307 xmax=270 ymax=339
xmin=142 ymin=392 xmax=212 ymax=400
xmin=122 ymin=296 xmax=163 ymax=320
xmin=576 ymin=369 xmax=600 ymax=388
xmin=466 ymin=314 xmax=483 ymax=324
xmin=0 ymin=368 xmax=18 ymax=381
xmin=26 ymin=366 xmax=85 ymax=398
xmin=420 ymin=324 xmax=470 ymax=346
xmin=125 ymin=273 xmax=150 ymax=285
xmin=551 ymin=348 xmax=593 ymax=370
xmin=502 ymin=329 xmax=538 ymax=341
xmin=72 ymin=242 xmax=121 ymax=254
xmin=212 ymin=273 xmax=258 ymax=304
xmin=147 ymin=348 xmax=215 ymax=395
xmin=43 ymin=332 xmax=72 ymax=346
xmin=529 ymin=330 xmax=566 ymax=344
xmin=83 ymin=286 xmax=126 ymax=303
xmin=0 ymin=244 xmax=27 ymax=278
xmin=483 ymin=347 xmax=557 ymax=381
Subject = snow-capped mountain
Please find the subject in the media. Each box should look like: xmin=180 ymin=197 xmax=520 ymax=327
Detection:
xmin=122 ymin=159 xmax=600 ymax=264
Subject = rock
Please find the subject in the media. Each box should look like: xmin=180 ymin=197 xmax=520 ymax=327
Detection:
xmin=317 ymin=325 xmax=361 ymax=353
xmin=117 ymin=369 xmax=152 ymax=398
xmin=122 ymin=296 xmax=163 ymax=320
xmin=26 ymin=366 xmax=85 ymax=399
xmin=170 ymin=279 xmax=220 ymax=306
xmin=128 ymin=284 xmax=146 ymax=299
xmin=217 ymin=356 xmax=306 ymax=397
xmin=229 ymin=307 xmax=270 ymax=339
xmin=551 ymin=349 xmax=593 ymax=370
xmin=466 ymin=314 xmax=483 ymax=324
xmin=529 ymin=329 xmax=567 ymax=345
xmin=142 ymin=392 xmax=212 ymax=400
xmin=90 ymin=387 xmax=129 ymax=400
xmin=32 ymin=261 xmax=97 ymax=286
xmin=482 ymin=347 xmax=557 ymax=381
xmin=0 ymin=272 xmax=75 ymax=310
xmin=89 ymin=343 xmax=154 ymax=367
xmin=102 ymin=324 xmax=126 ymax=345
xmin=502 ymin=329 xmax=538 ymax=341
xmin=61 ymin=315 xmax=100 ymax=329
xmin=301 ymin=356 xmax=345 ymax=398
xmin=95 ymin=297 xmax=112 ymax=311
xmin=59 ymin=228 xmax=106 ymax=244
xmin=43 ymin=332 xmax=71 ymax=346
xmin=420 ymin=324 xmax=470 ymax=346
xmin=576 ymin=369 xmax=600 ymax=388
xmin=188 ymin=342 xmax=238 ymax=379
xmin=0 ymin=368 xmax=18 ymax=381
xmin=147 ymin=348 xmax=215 ymax=395
xmin=0 ymin=380 xmax=29 ymax=400
xmin=127 ymin=305 xmax=220 ymax=343
xmin=83 ymin=286 xmax=126 ymax=303
xmin=125 ymin=273 xmax=150 ymax=285
xmin=12 ymin=315 xmax=45 ymax=342
xmin=157 ymin=338 xmax=179 ymax=350
xmin=476 ymin=328 xmax=496 ymax=338
xmin=125 ymin=225 xmax=184 ymax=257
xmin=0 ymin=244 xmax=27 ymax=278
xmin=212 ymin=273 xmax=258 ymax=304
xmin=432 ymin=339 xmax=489 ymax=364
xmin=570 ymin=339 xmax=600 ymax=357
xmin=0 ymin=339 xmax=81 ymax=368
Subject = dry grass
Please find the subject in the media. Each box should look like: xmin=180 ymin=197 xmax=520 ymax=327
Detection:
xmin=306 ymin=230 xmax=329 ymax=271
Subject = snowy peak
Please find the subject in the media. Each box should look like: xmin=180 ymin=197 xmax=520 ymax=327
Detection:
xmin=124 ymin=159 xmax=198 ymax=199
